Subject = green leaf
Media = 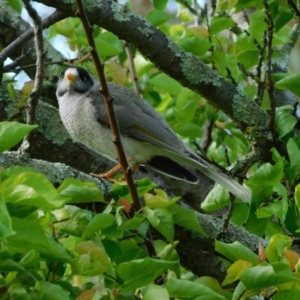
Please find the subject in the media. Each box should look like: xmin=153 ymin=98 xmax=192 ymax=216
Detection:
xmin=7 ymin=217 xmax=71 ymax=263
xmin=275 ymin=73 xmax=300 ymax=98
xmin=145 ymin=189 xmax=180 ymax=208
xmin=72 ymin=241 xmax=110 ymax=276
xmin=232 ymin=281 xmax=247 ymax=300
xmin=175 ymin=123 xmax=203 ymax=139
xmin=178 ymin=36 xmax=212 ymax=57
xmin=201 ymin=184 xmax=230 ymax=212
xmin=210 ymin=17 xmax=235 ymax=35
xmin=19 ymin=250 xmax=39 ymax=268
xmin=166 ymin=278 xmax=226 ymax=299
xmin=287 ymin=138 xmax=300 ymax=167
xmin=240 ymin=262 xmax=297 ymax=289
xmin=0 ymin=259 xmax=26 ymax=272
xmin=265 ymin=234 xmax=292 ymax=263
xmin=34 ymin=281 xmax=70 ymax=300
xmin=82 ymin=213 xmax=114 ymax=239
xmin=222 ymin=260 xmax=253 ymax=286
xmin=95 ymin=31 xmax=123 ymax=57
xmin=58 ymin=178 xmax=104 ymax=203
xmin=274 ymin=11 xmax=293 ymax=32
xmin=120 ymin=214 xmax=145 ymax=230
xmin=228 ymin=0 xmax=238 ymax=10
xmin=143 ymin=283 xmax=169 ymax=300
xmin=246 ymin=161 xmax=284 ymax=202
xmin=153 ymin=0 xmax=168 ymax=10
xmin=136 ymin=178 xmax=157 ymax=197
xmin=275 ymin=105 xmax=297 ymax=139
xmin=148 ymin=73 xmax=182 ymax=95
xmin=195 ymin=276 xmax=233 ymax=299
xmin=147 ymin=10 xmax=172 ymax=26
xmin=176 ymin=88 xmax=201 ymax=122
xmin=0 ymin=195 xmax=14 ymax=240
xmin=168 ymin=204 xmax=205 ymax=235
xmin=215 ymin=241 xmax=259 ymax=265
xmin=249 ymin=10 xmax=267 ymax=39
xmin=117 ymin=257 xmax=177 ymax=291
xmin=0 ymin=122 xmax=38 ymax=153
xmin=53 ymin=18 xmax=75 ymax=38
xmin=7 ymin=0 xmax=22 ymax=14
xmin=1 ymin=170 xmax=68 ymax=209
xmin=143 ymin=207 xmax=174 ymax=242
xmin=273 ymin=289 xmax=300 ymax=300
xmin=294 ymin=184 xmax=300 ymax=216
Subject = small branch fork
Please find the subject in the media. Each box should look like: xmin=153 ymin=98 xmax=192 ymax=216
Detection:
xmin=0 ymin=10 xmax=65 ymax=80
xmin=75 ymin=0 xmax=157 ymax=258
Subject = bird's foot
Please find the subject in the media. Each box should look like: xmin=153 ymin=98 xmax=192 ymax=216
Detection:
xmin=90 ymin=172 xmax=119 ymax=183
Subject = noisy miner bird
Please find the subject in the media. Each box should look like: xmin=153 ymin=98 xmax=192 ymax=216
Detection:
xmin=56 ymin=67 xmax=252 ymax=203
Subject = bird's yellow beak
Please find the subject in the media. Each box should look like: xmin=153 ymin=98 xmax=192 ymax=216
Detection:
xmin=66 ymin=72 xmax=76 ymax=82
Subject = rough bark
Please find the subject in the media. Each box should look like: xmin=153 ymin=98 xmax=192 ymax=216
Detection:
xmin=0 ymin=151 xmax=266 ymax=280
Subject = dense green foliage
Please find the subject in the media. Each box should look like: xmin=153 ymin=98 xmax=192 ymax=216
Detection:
xmin=2 ymin=0 xmax=300 ymax=299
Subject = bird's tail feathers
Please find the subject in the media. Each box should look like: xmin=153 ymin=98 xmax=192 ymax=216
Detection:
xmin=199 ymin=163 xmax=252 ymax=203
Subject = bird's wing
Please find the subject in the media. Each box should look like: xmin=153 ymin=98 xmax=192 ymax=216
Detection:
xmin=87 ymin=83 xmax=189 ymax=155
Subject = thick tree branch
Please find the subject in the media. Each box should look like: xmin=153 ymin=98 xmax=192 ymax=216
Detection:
xmin=0 ymin=150 xmax=266 ymax=279
xmin=34 ymin=1 xmax=269 ymax=128
xmin=31 ymin=0 xmax=275 ymax=166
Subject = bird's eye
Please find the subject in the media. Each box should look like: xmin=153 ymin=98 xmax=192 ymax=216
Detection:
xmin=60 ymin=71 xmax=65 ymax=80
xmin=82 ymin=76 xmax=87 ymax=82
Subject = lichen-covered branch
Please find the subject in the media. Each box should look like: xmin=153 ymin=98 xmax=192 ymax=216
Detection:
xmin=0 ymin=150 xmax=266 ymax=279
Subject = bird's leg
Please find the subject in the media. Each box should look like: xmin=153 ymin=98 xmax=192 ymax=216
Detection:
xmin=90 ymin=163 xmax=122 ymax=182
xmin=119 ymin=162 xmax=141 ymax=181
xmin=90 ymin=159 xmax=141 ymax=182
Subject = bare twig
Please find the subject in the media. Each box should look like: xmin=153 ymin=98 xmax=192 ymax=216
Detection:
xmin=253 ymin=31 xmax=267 ymax=105
xmin=5 ymin=58 xmax=81 ymax=72
xmin=225 ymin=67 xmax=237 ymax=86
xmin=3 ymin=48 xmax=32 ymax=72
xmin=74 ymin=0 xmax=157 ymax=259
xmin=223 ymin=193 xmax=235 ymax=231
xmin=0 ymin=10 xmax=66 ymax=80
xmin=21 ymin=0 xmax=44 ymax=127
xmin=23 ymin=0 xmax=45 ymax=129
xmin=200 ymin=119 xmax=214 ymax=153
xmin=263 ymin=0 xmax=276 ymax=138
xmin=124 ymin=42 xmax=140 ymax=94
xmin=238 ymin=62 xmax=257 ymax=81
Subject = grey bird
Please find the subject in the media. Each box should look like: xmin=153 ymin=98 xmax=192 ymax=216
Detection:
xmin=56 ymin=67 xmax=252 ymax=203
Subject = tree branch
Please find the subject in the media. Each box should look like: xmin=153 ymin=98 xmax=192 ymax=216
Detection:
xmin=0 ymin=9 xmax=66 ymax=79
xmin=22 ymin=0 xmax=45 ymax=126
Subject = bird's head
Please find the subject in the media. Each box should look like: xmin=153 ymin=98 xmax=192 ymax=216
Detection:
xmin=56 ymin=67 xmax=95 ymax=97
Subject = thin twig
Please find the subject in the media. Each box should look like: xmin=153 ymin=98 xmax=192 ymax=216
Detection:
xmin=75 ymin=0 xmax=157 ymax=259
xmin=254 ymin=31 xmax=267 ymax=105
xmin=4 ymin=58 xmax=81 ymax=72
xmin=200 ymin=119 xmax=214 ymax=153
xmin=223 ymin=193 xmax=235 ymax=231
xmin=21 ymin=0 xmax=44 ymax=127
xmin=3 ymin=48 xmax=32 ymax=72
xmin=225 ymin=67 xmax=237 ymax=86
xmin=124 ymin=42 xmax=140 ymax=94
xmin=0 ymin=10 xmax=66 ymax=80
xmin=263 ymin=0 xmax=276 ymax=138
